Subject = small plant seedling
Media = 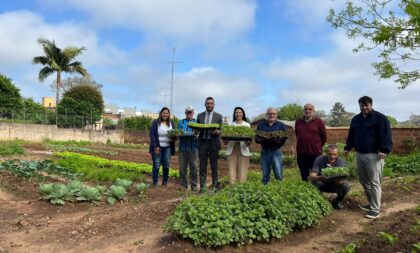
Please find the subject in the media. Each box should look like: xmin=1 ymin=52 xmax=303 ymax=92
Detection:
xmin=378 ymin=231 xmax=399 ymax=246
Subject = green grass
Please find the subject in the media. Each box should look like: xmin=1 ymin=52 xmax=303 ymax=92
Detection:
xmin=42 ymin=138 xmax=91 ymax=147
xmin=106 ymin=142 xmax=149 ymax=150
xmin=0 ymin=141 xmax=25 ymax=156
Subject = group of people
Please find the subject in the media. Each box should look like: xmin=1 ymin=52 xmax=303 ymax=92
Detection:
xmin=149 ymin=95 xmax=393 ymax=219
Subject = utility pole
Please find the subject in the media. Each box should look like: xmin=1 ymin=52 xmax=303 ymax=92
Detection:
xmin=167 ymin=47 xmax=182 ymax=114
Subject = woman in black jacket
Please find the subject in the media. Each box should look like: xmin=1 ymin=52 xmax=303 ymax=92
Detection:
xmin=149 ymin=107 xmax=175 ymax=186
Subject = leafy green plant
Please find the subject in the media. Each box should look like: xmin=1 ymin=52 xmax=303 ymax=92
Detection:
xmin=76 ymin=186 xmax=101 ymax=202
xmin=42 ymin=138 xmax=91 ymax=147
xmin=385 ymin=151 xmax=420 ymax=176
xmin=67 ymin=180 xmax=84 ymax=196
xmin=39 ymin=183 xmax=72 ymax=205
xmin=167 ymin=129 xmax=185 ymax=138
xmin=46 ymin=144 xmax=118 ymax=155
xmin=221 ymin=125 xmax=255 ymax=138
xmin=332 ymin=242 xmax=358 ymax=253
xmin=255 ymin=130 xmax=287 ymax=138
xmin=321 ymin=167 xmax=350 ymax=177
xmin=135 ymin=182 xmax=147 ymax=199
xmin=412 ymin=242 xmax=420 ymax=253
xmin=165 ymin=176 xmax=332 ymax=247
xmin=378 ymin=231 xmax=399 ymax=246
xmin=106 ymin=142 xmax=149 ymax=150
xmin=188 ymin=122 xmax=220 ymax=129
xmin=0 ymin=159 xmax=82 ymax=180
xmin=115 ymin=178 xmax=133 ymax=189
xmin=107 ymin=185 xmax=127 ymax=205
xmin=55 ymin=152 xmax=179 ymax=181
xmin=0 ymin=141 xmax=25 ymax=156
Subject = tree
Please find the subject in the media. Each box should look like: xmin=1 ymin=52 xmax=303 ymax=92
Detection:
xmin=51 ymin=74 xmax=103 ymax=93
xmin=33 ymin=38 xmax=88 ymax=105
xmin=119 ymin=116 xmax=153 ymax=130
xmin=327 ymin=0 xmax=420 ymax=88
xmin=329 ymin=102 xmax=354 ymax=127
xmin=386 ymin=115 xmax=398 ymax=126
xmin=277 ymin=103 xmax=304 ymax=121
xmin=0 ymin=73 xmax=22 ymax=117
xmin=57 ymin=85 xmax=104 ymax=128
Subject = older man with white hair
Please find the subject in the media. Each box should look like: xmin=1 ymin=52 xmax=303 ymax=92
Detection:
xmin=255 ymin=107 xmax=288 ymax=184
xmin=177 ymin=105 xmax=198 ymax=191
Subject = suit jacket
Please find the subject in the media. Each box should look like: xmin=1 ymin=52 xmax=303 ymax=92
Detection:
xmin=196 ymin=111 xmax=223 ymax=151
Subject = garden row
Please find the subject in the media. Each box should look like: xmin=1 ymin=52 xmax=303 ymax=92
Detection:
xmin=165 ymin=172 xmax=332 ymax=247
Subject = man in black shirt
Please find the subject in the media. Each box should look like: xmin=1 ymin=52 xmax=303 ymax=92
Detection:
xmin=344 ymin=96 xmax=393 ymax=219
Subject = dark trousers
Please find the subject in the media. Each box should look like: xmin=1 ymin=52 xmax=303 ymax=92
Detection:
xmin=179 ymin=149 xmax=198 ymax=189
xmin=198 ymin=140 xmax=219 ymax=190
xmin=297 ymin=154 xmax=318 ymax=181
xmin=313 ymin=180 xmax=351 ymax=201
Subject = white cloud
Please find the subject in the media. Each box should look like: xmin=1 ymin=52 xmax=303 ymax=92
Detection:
xmin=41 ymin=0 xmax=256 ymax=44
xmin=137 ymin=66 xmax=265 ymax=119
xmin=0 ymin=10 xmax=128 ymax=101
xmin=263 ymin=32 xmax=420 ymax=121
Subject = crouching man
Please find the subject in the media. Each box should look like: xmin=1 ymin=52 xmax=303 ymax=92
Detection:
xmin=309 ymin=144 xmax=351 ymax=210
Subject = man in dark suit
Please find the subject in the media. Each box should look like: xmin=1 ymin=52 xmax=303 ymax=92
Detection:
xmin=196 ymin=97 xmax=223 ymax=192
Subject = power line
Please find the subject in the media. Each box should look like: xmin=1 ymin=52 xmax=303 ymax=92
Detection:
xmin=166 ymin=47 xmax=182 ymax=114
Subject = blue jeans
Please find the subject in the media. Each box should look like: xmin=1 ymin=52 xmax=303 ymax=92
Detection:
xmin=151 ymin=146 xmax=171 ymax=185
xmin=261 ymin=149 xmax=283 ymax=184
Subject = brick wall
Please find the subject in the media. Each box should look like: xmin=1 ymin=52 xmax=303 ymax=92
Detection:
xmin=125 ymin=127 xmax=420 ymax=155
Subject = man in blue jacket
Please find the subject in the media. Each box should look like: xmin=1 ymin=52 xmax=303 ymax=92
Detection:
xmin=177 ymin=105 xmax=198 ymax=191
xmin=345 ymin=96 xmax=393 ymax=219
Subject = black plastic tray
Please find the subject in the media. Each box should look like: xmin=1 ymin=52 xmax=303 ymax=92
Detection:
xmin=221 ymin=136 xmax=253 ymax=141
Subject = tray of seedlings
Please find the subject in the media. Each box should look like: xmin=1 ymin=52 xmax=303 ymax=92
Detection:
xmin=187 ymin=122 xmax=220 ymax=130
xmin=321 ymin=167 xmax=350 ymax=182
xmin=255 ymin=130 xmax=287 ymax=139
xmin=221 ymin=125 xmax=255 ymax=141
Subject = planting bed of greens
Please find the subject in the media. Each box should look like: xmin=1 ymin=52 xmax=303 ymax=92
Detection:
xmin=165 ymin=173 xmax=332 ymax=247
xmin=55 ymin=151 xmax=179 ymax=181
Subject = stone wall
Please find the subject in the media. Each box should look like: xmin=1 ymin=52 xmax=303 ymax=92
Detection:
xmin=0 ymin=123 xmax=124 ymax=144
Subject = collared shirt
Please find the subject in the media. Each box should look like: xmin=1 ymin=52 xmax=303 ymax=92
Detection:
xmin=203 ymin=111 xmax=213 ymax=139
xmin=256 ymin=120 xmax=287 ymax=151
xmin=312 ymin=155 xmax=345 ymax=175
xmin=345 ymin=110 xmax=393 ymax=154
xmin=177 ymin=118 xmax=197 ymax=151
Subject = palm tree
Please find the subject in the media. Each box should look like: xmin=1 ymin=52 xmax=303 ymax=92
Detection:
xmin=33 ymin=38 xmax=87 ymax=105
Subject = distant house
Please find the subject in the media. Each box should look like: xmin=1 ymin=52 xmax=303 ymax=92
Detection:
xmin=42 ymin=97 xmax=56 ymax=109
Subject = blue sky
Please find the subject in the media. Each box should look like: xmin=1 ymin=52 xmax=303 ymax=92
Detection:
xmin=0 ymin=0 xmax=418 ymax=121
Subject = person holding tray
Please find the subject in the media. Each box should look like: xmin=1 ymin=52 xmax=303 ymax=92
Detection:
xmin=224 ymin=107 xmax=252 ymax=184
xmin=196 ymin=97 xmax=223 ymax=193
xmin=310 ymin=144 xmax=350 ymax=210
xmin=177 ymin=105 xmax=198 ymax=191
xmin=149 ymin=107 xmax=176 ymax=187
xmin=255 ymin=107 xmax=288 ymax=184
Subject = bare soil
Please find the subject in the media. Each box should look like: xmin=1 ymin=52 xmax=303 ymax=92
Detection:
xmin=0 ymin=144 xmax=419 ymax=253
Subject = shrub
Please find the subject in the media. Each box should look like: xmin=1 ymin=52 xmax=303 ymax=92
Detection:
xmin=165 ymin=176 xmax=332 ymax=247
xmin=385 ymin=151 xmax=420 ymax=175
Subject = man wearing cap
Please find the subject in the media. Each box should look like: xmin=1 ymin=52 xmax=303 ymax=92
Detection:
xmin=177 ymin=105 xmax=198 ymax=191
